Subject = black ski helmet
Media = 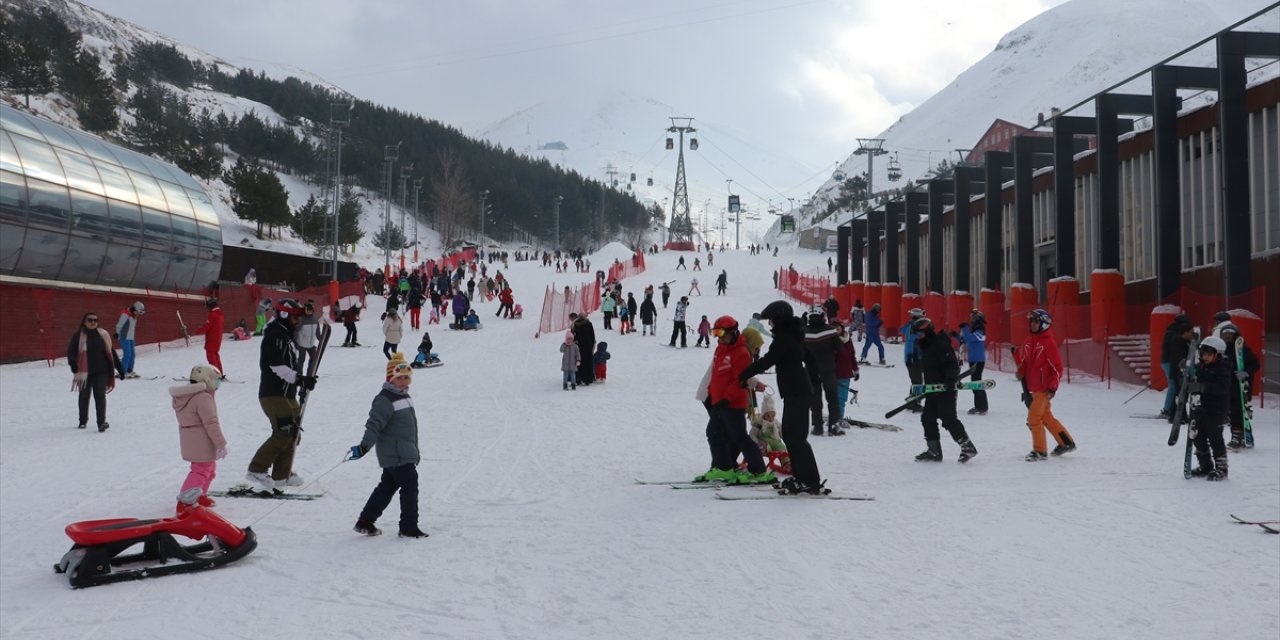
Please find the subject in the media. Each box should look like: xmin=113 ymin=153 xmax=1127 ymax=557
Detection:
xmin=759 ymin=300 xmax=794 ymax=321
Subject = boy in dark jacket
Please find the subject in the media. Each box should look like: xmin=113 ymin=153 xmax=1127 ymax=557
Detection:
xmin=593 ymin=342 xmax=611 ymax=383
xmin=912 ymin=316 xmax=979 ymax=463
xmin=349 ymin=361 xmax=427 ymax=538
xmin=804 ymin=308 xmax=843 ymax=436
xmin=1189 ymin=336 xmax=1231 ymax=480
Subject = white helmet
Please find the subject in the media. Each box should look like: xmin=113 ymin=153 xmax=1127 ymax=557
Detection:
xmin=131 ymin=301 xmax=146 ymax=314
xmin=1199 ymin=336 xmax=1227 ymax=356
xmin=189 ymin=364 xmax=223 ymax=391
xmin=908 ymin=307 xmax=925 ymax=319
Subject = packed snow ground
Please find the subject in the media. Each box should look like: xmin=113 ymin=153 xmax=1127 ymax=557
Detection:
xmin=1 ymin=246 xmax=1277 ymax=640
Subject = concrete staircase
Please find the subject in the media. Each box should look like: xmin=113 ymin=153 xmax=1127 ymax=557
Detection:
xmin=1110 ymin=335 xmax=1151 ymax=384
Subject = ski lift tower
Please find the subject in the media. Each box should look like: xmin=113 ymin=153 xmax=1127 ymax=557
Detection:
xmin=853 ymin=138 xmax=888 ymax=204
xmin=665 ymin=117 xmax=697 ymax=250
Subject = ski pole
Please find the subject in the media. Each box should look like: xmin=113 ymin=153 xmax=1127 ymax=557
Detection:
xmin=244 ymin=455 xmax=350 ymax=529
xmin=1122 ymin=384 xmax=1150 ymax=405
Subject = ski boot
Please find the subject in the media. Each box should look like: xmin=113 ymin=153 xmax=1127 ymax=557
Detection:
xmin=734 ymin=469 xmax=777 ymax=485
xmin=878 ymin=359 xmax=887 ymax=365
xmin=283 ymin=472 xmax=304 ymax=487
xmin=827 ymin=422 xmax=846 ymax=436
xmin=693 ymin=468 xmax=737 ymax=483
xmin=1024 ymin=450 xmax=1048 ymax=462
xmin=1206 ymin=456 xmax=1229 ymax=481
xmin=957 ymin=438 xmax=978 ymax=463
xmin=354 ymin=518 xmax=382 ymax=536
xmin=966 ymin=408 xmax=987 ymax=416
xmin=245 ymin=471 xmax=276 ymax=494
xmin=77 ymin=423 xmax=86 ymax=430
xmin=914 ymin=440 xmax=943 ymax=462
xmin=1190 ymin=451 xmax=1215 ymax=478
xmin=1051 ymin=434 xmax=1076 ymax=456
xmin=1227 ymin=436 xmax=1244 ymax=450
xmin=777 ymin=477 xmax=829 ymax=495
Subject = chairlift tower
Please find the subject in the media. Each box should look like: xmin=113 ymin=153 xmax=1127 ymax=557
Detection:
xmin=853 ymin=138 xmax=888 ymax=206
xmin=666 ymin=117 xmax=696 ymax=248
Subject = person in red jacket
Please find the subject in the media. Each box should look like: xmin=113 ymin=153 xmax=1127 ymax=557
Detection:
xmin=496 ymin=285 xmax=515 ymax=318
xmin=192 ymin=298 xmax=225 ymax=376
xmin=1015 ymin=309 xmax=1077 ymax=461
xmin=693 ymin=316 xmax=775 ymax=484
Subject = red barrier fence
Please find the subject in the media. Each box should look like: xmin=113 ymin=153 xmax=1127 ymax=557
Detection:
xmin=1 ymin=280 xmax=366 ymax=365
xmin=780 ymin=279 xmax=1266 ymax=400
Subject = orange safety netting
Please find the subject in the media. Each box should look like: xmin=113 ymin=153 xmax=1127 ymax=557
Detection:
xmin=536 ymin=251 xmax=646 ymax=337
xmin=777 ymin=267 xmax=831 ymax=307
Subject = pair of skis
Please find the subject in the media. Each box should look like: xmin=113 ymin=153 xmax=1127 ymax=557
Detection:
xmin=1167 ymin=329 xmax=1201 ymax=478
xmin=1231 ymin=515 xmax=1279 ymax=534
xmin=1232 ymin=337 xmax=1254 ymax=448
xmin=634 ymin=479 xmax=873 ymax=501
xmin=883 ymin=366 xmax=989 ymax=419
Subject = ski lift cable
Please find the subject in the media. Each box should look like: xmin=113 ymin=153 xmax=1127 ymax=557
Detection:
xmin=694 ymin=134 xmax=790 ymax=202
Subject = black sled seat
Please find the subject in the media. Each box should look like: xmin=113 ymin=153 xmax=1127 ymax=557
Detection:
xmin=54 ymin=505 xmax=257 ymax=588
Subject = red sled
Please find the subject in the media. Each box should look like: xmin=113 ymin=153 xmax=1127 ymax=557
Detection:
xmin=54 ymin=491 xmax=257 ymax=588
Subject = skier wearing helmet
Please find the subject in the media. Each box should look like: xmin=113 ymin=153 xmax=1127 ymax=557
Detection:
xmin=804 ymin=306 xmax=844 ymax=436
xmin=245 ymin=299 xmax=317 ymax=494
xmin=693 ymin=315 xmax=773 ymax=485
xmin=911 ymin=316 xmax=978 ymax=463
xmin=1014 ymin=309 xmax=1076 ymax=461
xmin=1187 ymin=336 xmax=1232 ymax=480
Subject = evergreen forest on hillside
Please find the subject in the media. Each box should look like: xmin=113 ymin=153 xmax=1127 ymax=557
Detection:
xmin=0 ymin=4 xmax=662 ymax=250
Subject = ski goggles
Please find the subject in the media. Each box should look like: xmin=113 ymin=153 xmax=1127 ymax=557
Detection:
xmin=711 ymin=327 xmax=733 ymax=337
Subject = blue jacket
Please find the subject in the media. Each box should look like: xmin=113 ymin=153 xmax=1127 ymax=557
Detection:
xmin=900 ymin=322 xmax=919 ymax=364
xmin=959 ymin=325 xmax=986 ymax=363
xmin=864 ymin=309 xmax=882 ymax=336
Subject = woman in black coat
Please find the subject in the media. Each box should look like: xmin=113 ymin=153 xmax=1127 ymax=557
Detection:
xmin=571 ymin=313 xmax=597 ymax=385
xmin=741 ymin=301 xmax=823 ymax=492
xmin=66 ymin=311 xmax=120 ymax=431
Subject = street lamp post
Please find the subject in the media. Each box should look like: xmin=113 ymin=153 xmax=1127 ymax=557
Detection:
xmin=399 ymin=164 xmax=413 ymax=273
xmin=328 ymin=102 xmax=351 ymax=305
xmin=553 ymin=195 xmax=563 ymax=251
xmin=382 ymin=142 xmax=401 ymax=274
xmin=413 ymin=178 xmax=423 ymax=263
xmin=479 ymin=189 xmax=490 ymax=253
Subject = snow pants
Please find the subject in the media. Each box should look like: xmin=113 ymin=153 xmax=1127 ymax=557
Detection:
xmin=779 ymin=389 xmax=820 ymax=486
xmin=360 ymin=463 xmax=419 ymax=530
xmin=921 ymin=391 xmax=970 ymax=444
xmin=969 ymin=362 xmax=988 ymax=412
xmin=409 ymin=308 xmax=421 ymax=329
xmin=1192 ymin=414 xmax=1228 ymax=460
xmin=836 ymin=378 xmax=851 ymax=421
xmin=205 ymin=345 xmax=223 ymax=377
xmin=248 ymin=396 xmax=301 ymax=482
xmin=1161 ymin=363 xmax=1179 ymax=415
xmin=343 ymin=322 xmax=357 ymax=345
xmin=121 ymin=339 xmax=136 ymax=374
xmin=1026 ymin=391 xmax=1072 ymax=454
xmin=860 ymin=333 xmax=884 ymax=361
xmin=669 ymin=321 xmax=687 ymax=347
xmin=181 ymin=461 xmax=217 ymax=497
xmin=706 ymin=404 xmax=764 ymax=474
xmin=808 ymin=368 xmax=839 ymax=428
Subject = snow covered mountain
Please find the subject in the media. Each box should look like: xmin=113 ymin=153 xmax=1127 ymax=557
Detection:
xmin=800 ymin=0 xmax=1279 ymax=226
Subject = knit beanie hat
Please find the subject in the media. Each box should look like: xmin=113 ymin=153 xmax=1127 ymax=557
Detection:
xmin=386 ymin=352 xmax=408 ymax=380
xmin=760 ymin=394 xmax=776 ymax=416
xmin=742 ymin=327 xmax=764 ymax=354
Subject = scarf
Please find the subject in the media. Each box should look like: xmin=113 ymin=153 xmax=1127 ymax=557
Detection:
xmin=73 ymin=327 xmax=116 ymax=393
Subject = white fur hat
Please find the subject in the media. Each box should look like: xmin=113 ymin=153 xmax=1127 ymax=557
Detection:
xmin=760 ymin=394 xmax=776 ymax=416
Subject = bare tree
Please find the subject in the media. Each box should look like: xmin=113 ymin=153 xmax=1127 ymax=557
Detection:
xmin=428 ymin=147 xmax=473 ymax=246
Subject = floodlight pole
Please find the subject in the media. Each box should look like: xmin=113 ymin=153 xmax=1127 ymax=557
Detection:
xmin=328 ymin=102 xmax=351 ymax=303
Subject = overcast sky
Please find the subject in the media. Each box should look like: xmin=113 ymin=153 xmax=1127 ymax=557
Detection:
xmin=82 ymin=0 xmax=1069 ymax=180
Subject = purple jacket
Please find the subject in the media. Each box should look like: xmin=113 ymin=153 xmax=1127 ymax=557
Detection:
xmin=452 ymin=292 xmax=470 ymax=316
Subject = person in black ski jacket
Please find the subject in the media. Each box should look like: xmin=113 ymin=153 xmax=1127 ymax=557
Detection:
xmin=571 ymin=313 xmax=597 ymax=385
xmin=639 ymin=295 xmax=657 ymax=336
xmin=246 ymin=299 xmax=316 ymax=493
xmin=803 ymin=308 xmax=844 ymax=436
xmin=1189 ymin=336 xmax=1231 ymax=480
xmin=1216 ymin=323 xmax=1260 ymax=449
xmin=1159 ymin=314 xmax=1193 ymax=420
xmin=911 ymin=316 xmax=978 ymax=463
xmin=741 ymin=300 xmax=824 ymax=493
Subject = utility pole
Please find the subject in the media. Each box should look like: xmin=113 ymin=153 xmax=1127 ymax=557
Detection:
xmin=328 ymin=102 xmax=351 ymax=304
xmin=666 ymin=117 xmax=697 ymax=248
xmin=382 ymin=142 xmax=401 ymax=274
xmin=853 ymin=138 xmax=888 ymax=208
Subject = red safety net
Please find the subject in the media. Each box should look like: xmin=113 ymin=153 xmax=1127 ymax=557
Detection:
xmin=777 ymin=267 xmax=831 ymax=307
xmin=536 ymin=280 xmax=602 ymax=337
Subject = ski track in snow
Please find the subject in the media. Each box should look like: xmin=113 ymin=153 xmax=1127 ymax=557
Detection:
xmin=2 ymin=244 xmax=1278 ymax=639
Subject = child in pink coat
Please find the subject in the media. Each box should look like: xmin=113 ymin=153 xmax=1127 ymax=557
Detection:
xmin=171 ymin=364 xmax=228 ymax=510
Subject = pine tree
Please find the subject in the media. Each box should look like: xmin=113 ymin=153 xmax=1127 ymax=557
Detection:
xmin=338 ymin=189 xmax=365 ymax=246
xmin=3 ymin=27 xmax=54 ymax=107
xmin=225 ymin=159 xmax=291 ymax=239
xmin=290 ymin=194 xmax=328 ymax=246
